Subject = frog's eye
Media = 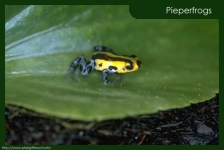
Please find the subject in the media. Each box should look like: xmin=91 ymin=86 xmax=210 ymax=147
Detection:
xmin=137 ymin=60 xmax=142 ymax=68
xmin=126 ymin=63 xmax=133 ymax=70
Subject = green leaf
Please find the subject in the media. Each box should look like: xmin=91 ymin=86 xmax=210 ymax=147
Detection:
xmin=5 ymin=5 xmax=219 ymax=121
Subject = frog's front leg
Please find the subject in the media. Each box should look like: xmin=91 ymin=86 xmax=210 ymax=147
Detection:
xmin=102 ymin=68 xmax=122 ymax=85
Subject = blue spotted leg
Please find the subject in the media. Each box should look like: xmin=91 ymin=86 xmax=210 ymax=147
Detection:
xmin=65 ymin=55 xmax=95 ymax=82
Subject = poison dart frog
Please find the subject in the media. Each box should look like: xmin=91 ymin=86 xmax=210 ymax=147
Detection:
xmin=65 ymin=46 xmax=142 ymax=85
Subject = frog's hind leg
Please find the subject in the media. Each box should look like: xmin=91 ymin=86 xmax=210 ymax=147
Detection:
xmin=65 ymin=55 xmax=88 ymax=82
xmin=94 ymin=46 xmax=113 ymax=52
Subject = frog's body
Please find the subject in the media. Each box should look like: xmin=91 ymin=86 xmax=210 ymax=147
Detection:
xmin=66 ymin=46 xmax=142 ymax=84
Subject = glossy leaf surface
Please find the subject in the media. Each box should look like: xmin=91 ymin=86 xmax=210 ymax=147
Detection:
xmin=5 ymin=6 xmax=219 ymax=120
